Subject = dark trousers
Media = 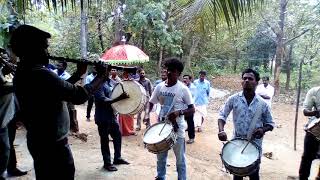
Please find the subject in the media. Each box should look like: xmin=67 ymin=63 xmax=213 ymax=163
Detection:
xmin=185 ymin=114 xmax=195 ymax=139
xmin=86 ymin=96 xmax=94 ymax=119
xmin=97 ymin=122 xmax=122 ymax=166
xmin=7 ymin=120 xmax=17 ymax=171
xmin=299 ymin=132 xmax=319 ymax=180
xmin=68 ymin=103 xmax=79 ymax=133
xmin=0 ymin=127 xmax=9 ymax=176
xmin=233 ymin=166 xmax=260 ymax=180
xmin=27 ymin=137 xmax=75 ymax=180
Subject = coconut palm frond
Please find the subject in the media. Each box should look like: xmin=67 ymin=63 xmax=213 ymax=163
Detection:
xmin=176 ymin=0 xmax=207 ymax=28
xmin=176 ymin=0 xmax=264 ymax=29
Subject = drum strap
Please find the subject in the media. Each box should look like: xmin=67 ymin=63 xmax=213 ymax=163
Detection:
xmin=247 ymin=101 xmax=263 ymax=140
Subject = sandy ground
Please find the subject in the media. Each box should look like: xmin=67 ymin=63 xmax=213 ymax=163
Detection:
xmin=5 ymin=75 xmax=319 ymax=180
xmin=7 ymin=97 xmax=316 ymax=180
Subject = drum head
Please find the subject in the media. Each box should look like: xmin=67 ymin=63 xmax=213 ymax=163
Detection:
xmin=143 ymin=122 xmax=173 ymax=144
xmin=111 ymin=80 xmax=146 ymax=115
xmin=222 ymin=139 xmax=259 ymax=168
xmin=307 ymin=118 xmax=320 ymax=129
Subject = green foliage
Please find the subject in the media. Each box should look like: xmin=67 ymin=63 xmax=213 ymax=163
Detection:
xmin=124 ymin=0 xmax=183 ymax=58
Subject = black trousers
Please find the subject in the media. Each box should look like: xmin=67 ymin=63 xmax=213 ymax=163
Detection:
xmin=233 ymin=166 xmax=260 ymax=180
xmin=0 ymin=127 xmax=9 ymax=176
xmin=299 ymin=132 xmax=319 ymax=180
xmin=7 ymin=120 xmax=17 ymax=171
xmin=27 ymin=137 xmax=75 ymax=180
xmin=97 ymin=122 xmax=122 ymax=166
xmin=86 ymin=96 xmax=94 ymax=119
xmin=67 ymin=103 xmax=79 ymax=133
xmin=185 ymin=114 xmax=195 ymax=139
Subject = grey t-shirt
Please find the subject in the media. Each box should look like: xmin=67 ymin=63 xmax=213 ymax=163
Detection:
xmin=137 ymin=78 xmax=153 ymax=97
xmin=149 ymin=81 xmax=192 ymax=138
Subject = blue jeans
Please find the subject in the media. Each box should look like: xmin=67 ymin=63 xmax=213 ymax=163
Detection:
xmin=157 ymin=137 xmax=186 ymax=180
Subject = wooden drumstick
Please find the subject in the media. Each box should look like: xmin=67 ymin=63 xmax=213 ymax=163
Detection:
xmin=241 ymin=140 xmax=251 ymax=154
xmin=159 ymin=121 xmax=167 ymax=136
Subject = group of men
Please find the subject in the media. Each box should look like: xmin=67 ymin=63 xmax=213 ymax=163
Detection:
xmin=0 ymin=24 xmax=319 ymax=180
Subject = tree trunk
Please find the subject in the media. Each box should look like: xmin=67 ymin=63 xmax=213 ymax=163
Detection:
xmin=97 ymin=1 xmax=104 ymax=52
xmin=141 ymin=29 xmax=146 ymax=51
xmin=270 ymin=55 xmax=274 ymax=77
xmin=285 ymin=44 xmax=293 ymax=90
xmin=233 ymin=47 xmax=240 ymax=73
xmin=157 ymin=46 xmax=164 ymax=76
xmin=80 ymin=3 xmax=88 ymax=59
xmin=80 ymin=1 xmax=88 ymax=85
xmin=185 ymin=36 xmax=199 ymax=77
xmin=274 ymin=0 xmax=287 ymax=96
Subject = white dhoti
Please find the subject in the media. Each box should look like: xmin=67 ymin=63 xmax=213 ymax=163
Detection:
xmin=194 ymin=105 xmax=207 ymax=127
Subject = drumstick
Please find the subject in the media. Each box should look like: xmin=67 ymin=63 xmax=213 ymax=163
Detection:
xmin=159 ymin=121 xmax=167 ymax=136
xmin=119 ymin=82 xmax=125 ymax=93
xmin=241 ymin=140 xmax=251 ymax=154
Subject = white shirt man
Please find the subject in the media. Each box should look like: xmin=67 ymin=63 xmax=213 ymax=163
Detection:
xmin=255 ymin=76 xmax=274 ymax=108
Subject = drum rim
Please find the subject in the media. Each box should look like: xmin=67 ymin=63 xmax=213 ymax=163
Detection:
xmin=143 ymin=122 xmax=174 ymax=145
xmin=221 ymin=138 xmax=261 ymax=169
xmin=111 ymin=80 xmax=147 ymax=115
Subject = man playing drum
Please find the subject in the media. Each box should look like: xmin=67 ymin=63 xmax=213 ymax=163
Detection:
xmin=298 ymin=86 xmax=320 ymax=180
xmin=148 ymin=57 xmax=195 ymax=180
xmin=218 ymin=68 xmax=274 ymax=180
xmin=94 ymin=69 xmax=131 ymax=171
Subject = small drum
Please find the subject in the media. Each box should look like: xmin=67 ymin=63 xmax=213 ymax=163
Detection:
xmin=111 ymin=80 xmax=147 ymax=115
xmin=305 ymin=118 xmax=320 ymax=140
xmin=143 ymin=122 xmax=177 ymax=154
xmin=221 ymin=138 xmax=260 ymax=176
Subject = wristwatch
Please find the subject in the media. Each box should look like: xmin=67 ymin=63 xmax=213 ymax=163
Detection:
xmin=179 ymin=110 xmax=184 ymax=116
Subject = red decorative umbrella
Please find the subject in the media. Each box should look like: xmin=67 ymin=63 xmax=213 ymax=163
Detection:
xmin=100 ymin=44 xmax=149 ymax=65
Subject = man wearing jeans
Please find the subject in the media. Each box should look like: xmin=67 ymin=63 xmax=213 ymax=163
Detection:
xmin=218 ymin=69 xmax=274 ymax=180
xmin=149 ymin=58 xmax=195 ymax=180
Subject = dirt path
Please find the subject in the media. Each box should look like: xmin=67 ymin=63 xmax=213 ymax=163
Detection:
xmin=9 ymin=97 xmax=312 ymax=180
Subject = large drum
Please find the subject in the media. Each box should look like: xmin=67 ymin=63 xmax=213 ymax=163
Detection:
xmin=111 ymin=80 xmax=147 ymax=115
xmin=221 ymin=138 xmax=260 ymax=177
xmin=143 ymin=122 xmax=177 ymax=154
xmin=305 ymin=118 xmax=320 ymax=140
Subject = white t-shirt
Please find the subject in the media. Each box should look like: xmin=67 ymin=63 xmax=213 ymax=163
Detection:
xmin=149 ymin=81 xmax=192 ymax=138
xmin=255 ymin=84 xmax=274 ymax=108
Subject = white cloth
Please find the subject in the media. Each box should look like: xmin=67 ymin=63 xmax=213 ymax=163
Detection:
xmin=255 ymin=84 xmax=274 ymax=108
xmin=194 ymin=105 xmax=207 ymax=127
xmin=52 ymin=69 xmax=71 ymax=80
xmin=149 ymin=81 xmax=192 ymax=138
xmin=85 ymin=73 xmax=96 ymax=84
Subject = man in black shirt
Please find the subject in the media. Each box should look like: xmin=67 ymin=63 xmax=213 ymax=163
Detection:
xmin=11 ymin=25 xmax=108 ymax=180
